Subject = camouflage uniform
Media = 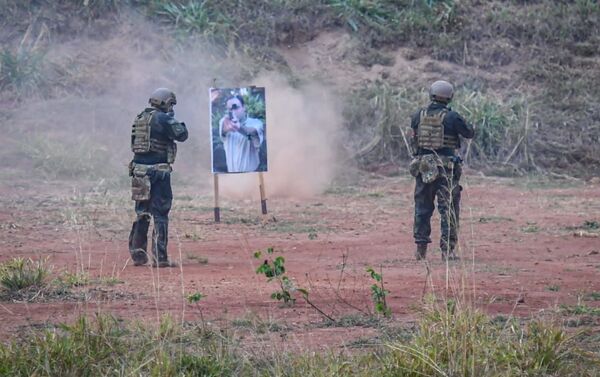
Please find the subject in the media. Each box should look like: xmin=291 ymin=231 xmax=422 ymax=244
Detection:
xmin=129 ymin=89 xmax=188 ymax=267
xmin=411 ymin=99 xmax=474 ymax=260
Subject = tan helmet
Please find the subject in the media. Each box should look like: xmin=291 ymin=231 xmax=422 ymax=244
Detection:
xmin=149 ymin=88 xmax=177 ymax=110
xmin=429 ymin=80 xmax=454 ymax=103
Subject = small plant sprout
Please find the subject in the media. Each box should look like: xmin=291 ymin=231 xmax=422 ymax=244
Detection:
xmin=187 ymin=292 xmax=205 ymax=303
xmin=253 ymin=248 xmax=336 ymax=321
xmin=255 ymin=247 xmax=295 ymax=305
xmin=366 ymin=266 xmax=391 ymax=318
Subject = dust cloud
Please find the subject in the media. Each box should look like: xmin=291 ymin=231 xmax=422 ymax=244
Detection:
xmin=3 ymin=11 xmax=344 ymax=198
xmin=217 ymin=74 xmax=342 ymax=199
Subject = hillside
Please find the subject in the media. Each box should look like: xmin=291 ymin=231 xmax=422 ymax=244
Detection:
xmin=1 ymin=0 xmax=599 ymax=183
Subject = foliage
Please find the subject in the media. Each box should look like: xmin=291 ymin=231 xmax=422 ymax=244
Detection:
xmin=187 ymin=291 xmax=205 ymax=303
xmin=0 ymin=315 xmax=240 ymax=376
xmin=0 ymin=257 xmax=49 ymax=292
xmin=18 ymin=135 xmax=120 ymax=180
xmin=366 ymin=266 xmax=390 ymax=317
xmin=455 ymin=90 xmax=527 ymax=165
xmin=57 ymin=271 xmax=90 ymax=287
xmin=0 ymin=48 xmax=45 ymax=96
xmin=0 ymin=307 xmax=597 ymax=376
xmin=254 ymin=247 xmax=296 ymax=304
xmin=345 ymin=81 xmax=537 ymax=170
xmin=1 ymin=0 xmax=599 ymax=176
xmin=344 ymin=81 xmax=423 ymax=164
xmin=382 ymin=301 xmax=596 ymax=376
xmin=153 ymin=0 xmax=235 ymax=44
xmin=326 ymin=0 xmax=458 ymax=47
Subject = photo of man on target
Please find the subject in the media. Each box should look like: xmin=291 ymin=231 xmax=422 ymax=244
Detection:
xmin=210 ymin=87 xmax=267 ymax=174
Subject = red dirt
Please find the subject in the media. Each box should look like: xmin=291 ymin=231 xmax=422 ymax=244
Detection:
xmin=0 ymin=173 xmax=599 ymax=350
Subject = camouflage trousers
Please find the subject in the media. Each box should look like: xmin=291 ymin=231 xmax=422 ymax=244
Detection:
xmin=413 ymin=164 xmax=462 ymax=252
xmin=129 ymin=169 xmax=173 ymax=263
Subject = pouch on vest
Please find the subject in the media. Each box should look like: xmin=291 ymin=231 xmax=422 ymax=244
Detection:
xmin=131 ymin=164 xmax=151 ymax=201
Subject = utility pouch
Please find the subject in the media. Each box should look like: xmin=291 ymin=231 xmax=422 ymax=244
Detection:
xmin=131 ymin=164 xmax=151 ymax=201
xmin=419 ymin=154 xmax=441 ymax=183
xmin=409 ymin=157 xmax=421 ymax=178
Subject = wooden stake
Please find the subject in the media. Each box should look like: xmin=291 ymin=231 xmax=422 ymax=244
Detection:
xmin=213 ymin=174 xmax=220 ymax=223
xmin=258 ymin=172 xmax=267 ymax=215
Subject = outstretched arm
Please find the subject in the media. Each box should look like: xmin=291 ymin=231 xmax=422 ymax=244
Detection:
xmin=159 ymin=112 xmax=188 ymax=142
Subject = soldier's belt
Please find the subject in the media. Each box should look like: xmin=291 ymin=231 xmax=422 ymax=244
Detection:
xmin=416 ymin=156 xmax=457 ymax=168
xmin=438 ymin=157 xmax=456 ymax=169
xmin=130 ymin=162 xmax=172 ymax=176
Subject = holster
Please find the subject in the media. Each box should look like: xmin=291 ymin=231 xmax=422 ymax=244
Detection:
xmin=129 ymin=162 xmax=172 ymax=201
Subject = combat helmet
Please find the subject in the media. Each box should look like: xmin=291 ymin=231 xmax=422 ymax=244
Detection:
xmin=429 ymin=80 xmax=454 ymax=103
xmin=149 ymin=88 xmax=177 ymax=111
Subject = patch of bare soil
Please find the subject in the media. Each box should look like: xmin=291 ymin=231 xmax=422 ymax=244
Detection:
xmin=0 ymin=173 xmax=599 ymax=351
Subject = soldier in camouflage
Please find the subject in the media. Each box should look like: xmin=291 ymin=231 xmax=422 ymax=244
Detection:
xmin=128 ymin=88 xmax=188 ymax=267
xmin=409 ymin=80 xmax=475 ymax=261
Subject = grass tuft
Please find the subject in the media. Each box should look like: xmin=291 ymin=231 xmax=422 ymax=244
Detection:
xmin=0 ymin=257 xmax=50 ymax=292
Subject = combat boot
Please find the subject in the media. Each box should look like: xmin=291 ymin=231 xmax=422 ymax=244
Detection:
xmin=150 ymin=219 xmax=177 ymax=267
xmin=415 ymin=243 xmax=427 ymax=260
xmin=152 ymin=259 xmax=178 ymax=268
xmin=130 ymin=248 xmax=148 ymax=266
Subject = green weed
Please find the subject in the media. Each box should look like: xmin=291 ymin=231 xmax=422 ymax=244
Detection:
xmin=253 ymin=247 xmax=335 ymax=321
xmin=586 ymin=292 xmax=600 ymax=301
xmin=366 ymin=266 xmax=391 ymax=318
xmin=154 ymin=1 xmax=235 ymax=43
xmin=58 ymin=271 xmax=90 ymax=287
xmin=97 ymin=276 xmax=123 ymax=286
xmin=231 ymin=312 xmax=289 ymax=334
xmin=0 ymin=307 xmax=598 ymax=376
xmin=0 ymin=314 xmax=240 ymax=376
xmin=561 ymin=303 xmax=600 ymax=316
xmin=383 ymin=303 xmax=592 ymax=376
xmin=0 ymin=257 xmax=49 ymax=292
xmin=326 ymin=0 xmax=457 ymax=47
xmin=187 ymin=292 xmax=205 ymax=303
xmin=564 ymin=220 xmax=600 ymax=234
xmin=255 ymin=247 xmax=295 ymax=304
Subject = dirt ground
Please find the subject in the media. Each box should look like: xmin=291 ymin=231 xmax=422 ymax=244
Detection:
xmin=0 ymin=171 xmax=599 ymax=350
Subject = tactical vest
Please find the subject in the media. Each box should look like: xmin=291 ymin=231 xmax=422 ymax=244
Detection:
xmin=417 ymin=109 xmax=458 ymax=150
xmin=131 ymin=109 xmax=177 ymax=163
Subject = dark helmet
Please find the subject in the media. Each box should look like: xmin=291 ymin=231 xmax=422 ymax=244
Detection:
xmin=149 ymin=88 xmax=177 ymax=110
xmin=429 ymin=80 xmax=454 ymax=103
